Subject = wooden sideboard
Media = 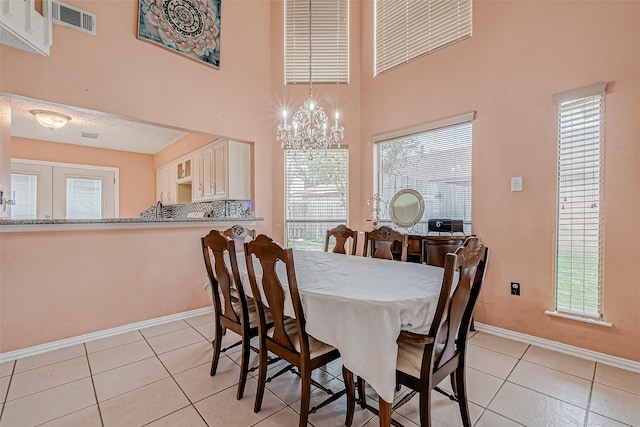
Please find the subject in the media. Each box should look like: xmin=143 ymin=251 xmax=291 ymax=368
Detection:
xmin=394 ymin=234 xmax=468 ymax=265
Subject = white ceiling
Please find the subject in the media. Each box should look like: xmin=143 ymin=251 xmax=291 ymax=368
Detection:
xmin=10 ymin=97 xmax=188 ymax=154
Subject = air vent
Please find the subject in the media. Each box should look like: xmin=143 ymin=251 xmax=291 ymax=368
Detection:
xmin=81 ymin=132 xmax=99 ymax=139
xmin=51 ymin=1 xmax=96 ymax=35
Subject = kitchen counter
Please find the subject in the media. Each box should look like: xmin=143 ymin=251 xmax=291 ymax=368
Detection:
xmin=0 ymin=217 xmax=263 ymax=232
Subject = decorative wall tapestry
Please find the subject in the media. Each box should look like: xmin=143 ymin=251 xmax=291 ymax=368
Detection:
xmin=138 ymin=0 xmax=221 ymax=68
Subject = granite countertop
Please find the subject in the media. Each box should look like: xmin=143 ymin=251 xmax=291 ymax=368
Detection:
xmin=0 ymin=217 xmax=264 ymax=232
xmin=0 ymin=217 xmax=262 ymax=225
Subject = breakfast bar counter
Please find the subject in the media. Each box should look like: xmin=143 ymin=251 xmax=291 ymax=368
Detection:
xmin=0 ymin=217 xmax=263 ymax=232
xmin=0 ymin=217 xmax=262 ymax=356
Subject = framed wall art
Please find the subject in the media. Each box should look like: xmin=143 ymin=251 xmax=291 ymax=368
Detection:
xmin=138 ymin=0 xmax=221 ymax=68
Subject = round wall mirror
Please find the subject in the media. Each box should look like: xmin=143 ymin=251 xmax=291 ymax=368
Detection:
xmin=388 ymin=189 xmax=425 ymax=228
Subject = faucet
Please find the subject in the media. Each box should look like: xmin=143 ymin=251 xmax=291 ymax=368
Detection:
xmin=156 ymin=200 xmax=163 ymax=218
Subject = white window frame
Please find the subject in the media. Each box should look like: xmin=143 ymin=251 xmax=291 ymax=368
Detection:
xmin=372 ymin=113 xmax=474 ymax=234
xmin=284 ymin=147 xmax=349 ymax=250
xmin=284 ymin=0 xmax=349 ymax=84
xmin=374 ymin=0 xmax=472 ymax=76
xmin=10 ymin=159 xmax=119 ymax=219
xmin=546 ymin=83 xmax=609 ymax=326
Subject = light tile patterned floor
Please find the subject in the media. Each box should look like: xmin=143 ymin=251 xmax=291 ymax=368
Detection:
xmin=0 ymin=315 xmax=638 ymax=427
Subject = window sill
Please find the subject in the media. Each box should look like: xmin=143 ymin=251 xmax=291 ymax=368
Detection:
xmin=544 ymin=310 xmax=612 ymax=327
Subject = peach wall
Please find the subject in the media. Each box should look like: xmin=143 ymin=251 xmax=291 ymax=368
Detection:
xmin=153 ymin=133 xmax=215 ymax=170
xmin=11 ymin=136 xmax=155 ymax=217
xmin=0 ymin=0 xmax=274 ymax=232
xmin=0 ymin=227 xmax=212 ymax=352
xmin=358 ymin=1 xmax=640 ymax=361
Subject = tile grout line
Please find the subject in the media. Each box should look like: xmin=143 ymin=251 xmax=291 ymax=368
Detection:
xmin=477 ymin=342 xmax=531 ymax=425
xmin=0 ymin=360 xmax=16 ymax=423
xmin=141 ymin=326 xmax=212 ymax=427
xmin=84 ymin=343 xmax=106 ymax=427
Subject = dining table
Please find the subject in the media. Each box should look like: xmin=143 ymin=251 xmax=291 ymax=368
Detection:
xmin=232 ymin=249 xmax=448 ymax=426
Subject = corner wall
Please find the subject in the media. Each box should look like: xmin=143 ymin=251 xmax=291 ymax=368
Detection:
xmin=358 ymin=1 xmax=640 ymax=361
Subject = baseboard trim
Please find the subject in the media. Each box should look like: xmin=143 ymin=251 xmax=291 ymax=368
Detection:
xmin=474 ymin=322 xmax=640 ymax=374
xmin=0 ymin=307 xmax=214 ymax=363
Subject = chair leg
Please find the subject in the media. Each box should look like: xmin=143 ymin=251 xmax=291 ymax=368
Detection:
xmin=450 ymin=371 xmax=458 ymax=396
xmin=210 ymin=319 xmax=223 ymax=376
xmin=455 ymin=365 xmax=472 ymax=427
xmin=419 ymin=391 xmax=432 ymax=427
xmin=236 ymin=333 xmax=251 ymax=400
xmin=357 ymin=377 xmax=367 ymax=409
xmin=342 ymin=366 xmax=355 ymax=427
xmin=253 ymin=341 xmax=268 ymax=413
xmin=299 ymin=367 xmax=312 ymax=427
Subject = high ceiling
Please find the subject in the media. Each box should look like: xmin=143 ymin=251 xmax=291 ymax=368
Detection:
xmin=10 ymin=96 xmax=187 ymax=155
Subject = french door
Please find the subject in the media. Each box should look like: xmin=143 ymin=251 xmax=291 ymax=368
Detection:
xmin=10 ymin=160 xmax=118 ymax=219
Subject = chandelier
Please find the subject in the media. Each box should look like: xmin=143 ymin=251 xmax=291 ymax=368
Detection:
xmin=277 ymin=0 xmax=344 ymax=153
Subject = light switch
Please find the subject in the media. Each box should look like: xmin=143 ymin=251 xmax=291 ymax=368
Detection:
xmin=511 ymin=176 xmax=523 ymax=192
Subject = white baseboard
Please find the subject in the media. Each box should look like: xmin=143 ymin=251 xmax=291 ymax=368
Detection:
xmin=0 ymin=307 xmax=214 ymax=363
xmin=474 ymin=322 xmax=640 ymax=374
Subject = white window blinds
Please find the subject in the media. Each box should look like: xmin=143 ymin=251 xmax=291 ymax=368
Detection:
xmin=375 ymin=0 xmax=472 ymax=75
xmin=376 ymin=121 xmax=472 ymax=234
xmin=555 ymin=87 xmax=605 ymax=318
xmin=285 ymin=148 xmax=349 ymax=250
xmin=10 ymin=173 xmax=37 ymax=220
xmin=285 ymin=0 xmax=349 ymax=84
xmin=66 ymin=177 xmax=103 ymax=219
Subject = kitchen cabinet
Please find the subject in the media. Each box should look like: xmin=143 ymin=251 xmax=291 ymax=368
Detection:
xmin=161 ymin=139 xmax=251 ymax=204
xmin=156 ymin=164 xmax=177 ymax=204
xmin=192 ymin=145 xmax=214 ymax=201
xmin=212 ymin=140 xmax=251 ymax=200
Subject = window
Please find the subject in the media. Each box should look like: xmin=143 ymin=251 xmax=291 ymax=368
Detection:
xmin=285 ymin=148 xmax=349 ymax=249
xmin=374 ymin=0 xmax=472 ymax=75
xmin=285 ymin=0 xmax=349 ymax=84
xmin=66 ymin=177 xmax=103 ymax=219
xmin=553 ymin=83 xmax=606 ymax=319
xmin=10 ymin=160 xmax=118 ymax=219
xmin=10 ymin=174 xmax=37 ymax=220
xmin=374 ymin=115 xmax=473 ymax=234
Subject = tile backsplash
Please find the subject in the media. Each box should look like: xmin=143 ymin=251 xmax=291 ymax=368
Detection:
xmin=139 ymin=200 xmax=251 ymax=219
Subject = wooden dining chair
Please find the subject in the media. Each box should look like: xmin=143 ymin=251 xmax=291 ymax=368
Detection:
xmin=363 ymin=226 xmax=409 ymax=262
xmin=201 ymin=229 xmax=262 ymax=400
xmin=344 ymin=237 xmax=489 ymax=427
xmin=244 ymin=235 xmax=342 ymax=427
xmin=223 ymin=225 xmax=256 ymax=252
xmin=324 ymin=224 xmax=358 ymax=255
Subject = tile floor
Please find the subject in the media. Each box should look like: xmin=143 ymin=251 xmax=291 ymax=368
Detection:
xmin=0 ymin=313 xmax=638 ymax=427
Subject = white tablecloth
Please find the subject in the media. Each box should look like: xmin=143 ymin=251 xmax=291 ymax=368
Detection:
xmin=233 ymin=250 xmax=445 ymax=403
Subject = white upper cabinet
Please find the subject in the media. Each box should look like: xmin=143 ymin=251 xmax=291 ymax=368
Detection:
xmin=213 ymin=140 xmax=251 ymax=200
xmin=169 ymin=139 xmax=251 ymax=204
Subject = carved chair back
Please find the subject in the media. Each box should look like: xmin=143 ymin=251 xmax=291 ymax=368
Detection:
xmin=324 ymin=224 xmax=358 ymax=255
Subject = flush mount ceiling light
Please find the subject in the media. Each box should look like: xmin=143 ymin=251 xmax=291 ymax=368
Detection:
xmin=29 ymin=109 xmax=72 ymax=130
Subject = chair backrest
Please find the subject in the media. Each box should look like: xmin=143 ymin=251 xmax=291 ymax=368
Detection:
xmin=201 ymin=229 xmax=248 ymax=325
xmin=224 ymin=225 xmax=256 ymax=252
xmin=324 ymin=224 xmax=358 ymax=255
xmin=244 ymin=235 xmax=310 ymax=356
xmin=428 ymin=236 xmax=488 ymax=370
xmin=364 ymin=226 xmax=408 ymax=262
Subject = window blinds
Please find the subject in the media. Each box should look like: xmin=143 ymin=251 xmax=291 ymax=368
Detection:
xmin=555 ymin=93 xmax=604 ymax=318
xmin=66 ymin=177 xmax=102 ymax=219
xmin=376 ymin=121 xmax=472 ymax=234
xmin=10 ymin=173 xmax=37 ymax=220
xmin=285 ymin=0 xmax=349 ymax=84
xmin=375 ymin=0 xmax=472 ymax=75
xmin=285 ymin=148 xmax=349 ymax=250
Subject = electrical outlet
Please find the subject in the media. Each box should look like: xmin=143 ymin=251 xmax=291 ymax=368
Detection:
xmin=511 ymin=282 xmax=520 ymax=296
